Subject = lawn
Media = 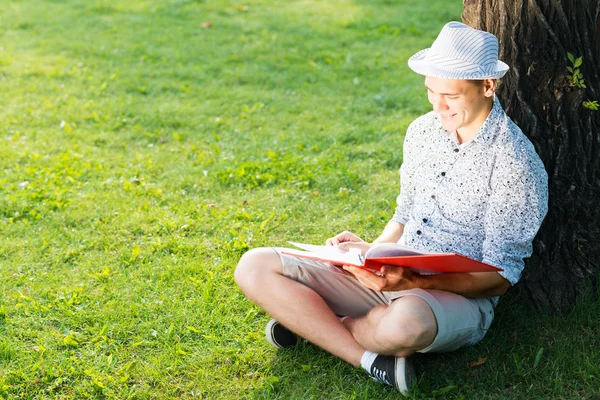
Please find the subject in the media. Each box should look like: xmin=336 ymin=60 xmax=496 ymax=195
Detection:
xmin=0 ymin=0 xmax=598 ymax=398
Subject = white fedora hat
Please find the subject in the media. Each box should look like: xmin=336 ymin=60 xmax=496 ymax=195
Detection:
xmin=408 ymin=21 xmax=509 ymax=80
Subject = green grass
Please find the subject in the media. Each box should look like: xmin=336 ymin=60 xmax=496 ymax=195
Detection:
xmin=0 ymin=0 xmax=598 ymax=398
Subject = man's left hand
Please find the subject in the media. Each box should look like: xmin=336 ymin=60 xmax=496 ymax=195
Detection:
xmin=342 ymin=264 xmax=420 ymax=292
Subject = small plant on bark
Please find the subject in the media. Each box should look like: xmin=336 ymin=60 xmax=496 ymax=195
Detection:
xmin=582 ymin=100 xmax=599 ymax=111
xmin=566 ymin=52 xmax=586 ymax=88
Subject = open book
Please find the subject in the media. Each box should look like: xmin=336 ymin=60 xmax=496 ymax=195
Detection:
xmin=281 ymin=242 xmax=502 ymax=275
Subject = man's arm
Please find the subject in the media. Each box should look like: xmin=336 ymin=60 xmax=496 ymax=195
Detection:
xmin=372 ymin=221 xmax=404 ymax=244
xmin=416 ymin=271 xmax=510 ymax=297
xmin=342 ymin=265 xmax=510 ymax=298
xmin=480 ymin=155 xmax=548 ymax=289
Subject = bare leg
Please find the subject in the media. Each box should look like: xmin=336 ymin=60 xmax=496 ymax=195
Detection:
xmin=234 ymin=248 xmax=365 ymax=367
xmin=344 ymin=296 xmax=438 ymax=357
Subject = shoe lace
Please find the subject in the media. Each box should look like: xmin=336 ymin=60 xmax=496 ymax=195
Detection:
xmin=370 ymin=366 xmax=390 ymax=385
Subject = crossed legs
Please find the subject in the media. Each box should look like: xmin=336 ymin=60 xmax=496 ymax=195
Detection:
xmin=234 ymin=248 xmax=438 ymax=366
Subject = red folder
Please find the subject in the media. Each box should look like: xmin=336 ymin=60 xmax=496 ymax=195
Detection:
xmin=281 ymin=243 xmax=502 ymax=274
xmin=363 ymin=254 xmax=502 ymax=273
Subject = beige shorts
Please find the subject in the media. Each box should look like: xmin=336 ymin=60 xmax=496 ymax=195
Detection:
xmin=275 ymin=248 xmax=494 ymax=353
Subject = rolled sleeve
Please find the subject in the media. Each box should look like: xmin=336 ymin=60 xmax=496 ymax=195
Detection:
xmin=482 ymin=156 xmax=548 ymax=285
xmin=391 ymin=163 xmax=413 ymax=225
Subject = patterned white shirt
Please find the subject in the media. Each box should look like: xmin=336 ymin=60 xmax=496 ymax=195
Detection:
xmin=392 ymin=96 xmax=548 ymax=305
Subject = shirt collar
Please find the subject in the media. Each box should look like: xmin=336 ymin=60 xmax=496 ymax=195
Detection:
xmin=472 ymin=95 xmax=505 ymax=144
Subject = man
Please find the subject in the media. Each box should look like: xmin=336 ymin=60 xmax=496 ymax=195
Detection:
xmin=234 ymin=22 xmax=548 ymax=394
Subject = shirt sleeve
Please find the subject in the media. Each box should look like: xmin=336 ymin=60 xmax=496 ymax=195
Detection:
xmin=481 ymin=153 xmax=548 ymax=285
xmin=391 ymin=122 xmax=418 ymax=225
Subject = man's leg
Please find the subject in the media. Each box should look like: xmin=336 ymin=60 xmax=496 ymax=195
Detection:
xmin=347 ymin=289 xmax=495 ymax=356
xmin=234 ymin=248 xmax=366 ymax=366
xmin=235 ymin=249 xmax=464 ymax=394
xmin=343 ymin=296 xmax=438 ymax=357
xmin=235 ymin=248 xmax=440 ymax=358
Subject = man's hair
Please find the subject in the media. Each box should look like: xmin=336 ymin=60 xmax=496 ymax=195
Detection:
xmin=467 ymin=79 xmax=483 ymax=85
xmin=466 ymin=79 xmax=502 ymax=92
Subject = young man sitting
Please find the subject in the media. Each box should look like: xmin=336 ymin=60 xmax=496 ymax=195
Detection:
xmin=234 ymin=21 xmax=548 ymax=394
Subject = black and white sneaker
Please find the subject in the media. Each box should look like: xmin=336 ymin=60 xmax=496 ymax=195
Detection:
xmin=265 ymin=319 xmax=299 ymax=349
xmin=369 ymin=355 xmax=416 ymax=394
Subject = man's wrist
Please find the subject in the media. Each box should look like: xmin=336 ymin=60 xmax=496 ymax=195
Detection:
xmin=413 ymin=273 xmax=433 ymax=290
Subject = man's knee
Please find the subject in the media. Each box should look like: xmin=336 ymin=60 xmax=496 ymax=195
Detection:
xmin=234 ymin=248 xmax=283 ymax=293
xmin=372 ymin=296 xmax=437 ymax=353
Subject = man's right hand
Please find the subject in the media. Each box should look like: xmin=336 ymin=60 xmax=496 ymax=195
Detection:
xmin=325 ymin=231 xmax=366 ymax=246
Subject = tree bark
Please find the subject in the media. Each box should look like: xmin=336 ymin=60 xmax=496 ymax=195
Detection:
xmin=462 ymin=0 xmax=600 ymax=313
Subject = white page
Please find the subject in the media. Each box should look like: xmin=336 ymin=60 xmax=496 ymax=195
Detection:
xmin=287 ymin=241 xmax=363 ymax=265
xmin=365 ymin=243 xmax=438 ymax=258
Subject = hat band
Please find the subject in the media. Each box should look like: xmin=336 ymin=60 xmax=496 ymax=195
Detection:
xmin=424 ymin=52 xmax=497 ymax=74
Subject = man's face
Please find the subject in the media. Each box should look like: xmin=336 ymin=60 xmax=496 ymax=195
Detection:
xmin=424 ymin=76 xmax=492 ymax=135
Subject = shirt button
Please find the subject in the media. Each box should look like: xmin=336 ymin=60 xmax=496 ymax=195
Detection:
xmin=441 ymin=172 xmax=446 ymax=176
xmin=416 ymin=230 xmax=422 ymax=235
xmin=422 ymin=218 xmax=428 ymax=223
xmin=454 ymin=148 xmax=459 ymax=153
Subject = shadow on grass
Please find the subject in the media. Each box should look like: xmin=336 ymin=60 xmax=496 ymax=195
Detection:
xmin=244 ymin=290 xmax=599 ymax=399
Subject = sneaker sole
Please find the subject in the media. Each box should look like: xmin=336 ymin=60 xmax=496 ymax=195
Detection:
xmin=265 ymin=319 xmax=296 ymax=349
xmin=395 ymin=356 xmax=417 ymax=394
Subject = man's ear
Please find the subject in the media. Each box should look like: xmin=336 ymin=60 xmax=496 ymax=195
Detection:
xmin=483 ymin=79 xmax=497 ymax=97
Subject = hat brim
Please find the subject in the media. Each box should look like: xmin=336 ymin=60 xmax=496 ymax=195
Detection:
xmin=408 ymin=48 xmax=509 ymax=80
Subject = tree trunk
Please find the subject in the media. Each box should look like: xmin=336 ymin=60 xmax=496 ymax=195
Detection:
xmin=462 ymin=0 xmax=600 ymax=313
